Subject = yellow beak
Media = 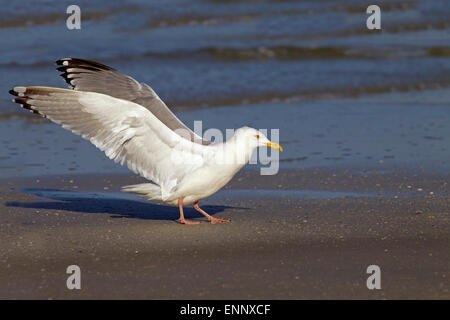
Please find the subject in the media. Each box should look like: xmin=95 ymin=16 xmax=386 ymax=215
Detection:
xmin=266 ymin=141 xmax=283 ymax=152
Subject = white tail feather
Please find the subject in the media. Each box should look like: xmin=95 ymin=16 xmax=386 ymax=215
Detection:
xmin=121 ymin=183 xmax=162 ymax=201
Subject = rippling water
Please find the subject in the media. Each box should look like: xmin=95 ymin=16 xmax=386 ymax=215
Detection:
xmin=0 ymin=0 xmax=449 ymax=177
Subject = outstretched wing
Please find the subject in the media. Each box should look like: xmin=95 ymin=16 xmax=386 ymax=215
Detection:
xmin=10 ymin=86 xmax=208 ymax=199
xmin=56 ymin=57 xmax=210 ymax=145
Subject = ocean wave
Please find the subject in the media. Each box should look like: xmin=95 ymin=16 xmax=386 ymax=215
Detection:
xmin=146 ymin=1 xmax=418 ymax=29
xmin=170 ymin=77 xmax=450 ymax=110
xmin=0 ymin=6 xmax=137 ymax=29
xmin=1 ymin=45 xmax=448 ymax=70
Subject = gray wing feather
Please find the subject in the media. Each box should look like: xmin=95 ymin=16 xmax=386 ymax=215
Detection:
xmin=56 ymin=58 xmax=210 ymax=145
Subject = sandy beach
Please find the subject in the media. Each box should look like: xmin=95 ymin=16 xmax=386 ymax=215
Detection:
xmin=1 ymin=168 xmax=448 ymax=299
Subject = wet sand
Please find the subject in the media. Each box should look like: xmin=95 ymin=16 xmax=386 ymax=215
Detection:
xmin=0 ymin=168 xmax=449 ymax=299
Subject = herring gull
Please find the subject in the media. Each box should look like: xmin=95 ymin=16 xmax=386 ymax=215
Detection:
xmin=9 ymin=58 xmax=282 ymax=224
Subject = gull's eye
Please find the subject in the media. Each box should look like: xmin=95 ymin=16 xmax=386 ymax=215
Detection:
xmin=256 ymin=134 xmax=260 ymax=139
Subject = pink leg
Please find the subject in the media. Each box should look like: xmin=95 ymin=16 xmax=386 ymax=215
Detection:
xmin=194 ymin=201 xmax=231 ymax=224
xmin=178 ymin=197 xmax=199 ymax=225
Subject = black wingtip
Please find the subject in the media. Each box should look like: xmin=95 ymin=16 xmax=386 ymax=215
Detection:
xmin=56 ymin=58 xmax=70 ymax=65
xmin=55 ymin=57 xmax=115 ymax=71
xmin=11 ymin=97 xmax=42 ymax=116
xmin=13 ymin=97 xmax=28 ymax=105
xmin=9 ymin=89 xmax=17 ymax=96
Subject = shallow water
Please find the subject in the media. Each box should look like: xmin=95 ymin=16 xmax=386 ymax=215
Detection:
xmin=0 ymin=0 xmax=449 ymax=178
xmin=1 ymin=88 xmax=448 ymax=177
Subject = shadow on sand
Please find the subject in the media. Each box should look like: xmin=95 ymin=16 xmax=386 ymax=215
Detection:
xmin=5 ymin=188 xmax=248 ymax=221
